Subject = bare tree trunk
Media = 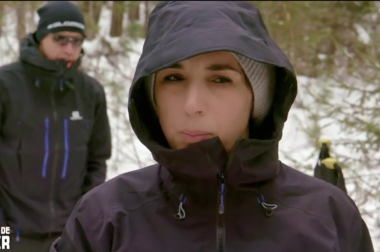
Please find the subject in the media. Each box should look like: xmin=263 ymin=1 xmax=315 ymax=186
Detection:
xmin=0 ymin=2 xmax=4 ymax=37
xmin=78 ymin=1 xmax=104 ymax=40
xmin=93 ymin=1 xmax=103 ymax=27
xmin=110 ymin=1 xmax=124 ymax=37
xmin=81 ymin=1 xmax=91 ymax=14
xmin=16 ymin=2 xmax=26 ymax=41
xmin=144 ymin=1 xmax=150 ymax=36
xmin=128 ymin=1 xmax=140 ymax=22
xmin=82 ymin=1 xmax=93 ymax=39
xmin=27 ymin=1 xmax=38 ymax=33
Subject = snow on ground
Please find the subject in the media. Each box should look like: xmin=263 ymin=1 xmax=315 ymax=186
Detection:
xmin=0 ymin=4 xmax=378 ymax=250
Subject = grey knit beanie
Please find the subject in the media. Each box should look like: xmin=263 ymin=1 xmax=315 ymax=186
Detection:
xmin=145 ymin=53 xmax=275 ymax=123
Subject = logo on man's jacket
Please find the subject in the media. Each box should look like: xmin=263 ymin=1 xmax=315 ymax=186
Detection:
xmin=70 ymin=111 xmax=83 ymax=121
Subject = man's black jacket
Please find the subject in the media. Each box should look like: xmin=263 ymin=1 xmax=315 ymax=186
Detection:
xmin=0 ymin=34 xmax=112 ymax=237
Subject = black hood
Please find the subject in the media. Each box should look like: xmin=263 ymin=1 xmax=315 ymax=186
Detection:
xmin=19 ymin=33 xmax=83 ymax=77
xmin=128 ymin=1 xmax=298 ymax=191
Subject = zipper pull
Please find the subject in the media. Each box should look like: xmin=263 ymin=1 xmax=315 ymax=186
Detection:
xmin=219 ymin=173 xmax=226 ymax=214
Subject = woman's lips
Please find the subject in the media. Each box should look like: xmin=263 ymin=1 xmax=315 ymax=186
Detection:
xmin=180 ymin=130 xmax=214 ymax=143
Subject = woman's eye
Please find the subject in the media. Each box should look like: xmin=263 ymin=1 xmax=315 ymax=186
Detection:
xmin=164 ymin=75 xmax=183 ymax=82
xmin=214 ymin=77 xmax=231 ymax=83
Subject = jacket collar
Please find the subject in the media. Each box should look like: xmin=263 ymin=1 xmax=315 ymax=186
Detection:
xmin=153 ymin=136 xmax=280 ymax=198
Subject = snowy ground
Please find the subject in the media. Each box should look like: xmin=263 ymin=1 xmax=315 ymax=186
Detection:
xmin=0 ymin=4 xmax=378 ymax=250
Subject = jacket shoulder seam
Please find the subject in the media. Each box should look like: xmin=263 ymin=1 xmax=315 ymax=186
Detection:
xmin=273 ymin=196 xmax=335 ymax=230
xmin=116 ymin=191 xmax=166 ymax=211
xmin=80 ymin=192 xmax=166 ymax=223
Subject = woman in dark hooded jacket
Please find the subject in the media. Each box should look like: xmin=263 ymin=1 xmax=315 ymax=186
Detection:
xmin=51 ymin=1 xmax=374 ymax=252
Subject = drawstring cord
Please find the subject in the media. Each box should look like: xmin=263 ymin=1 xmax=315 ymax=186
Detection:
xmin=174 ymin=194 xmax=187 ymax=220
xmin=173 ymin=192 xmax=278 ymax=220
xmin=35 ymin=78 xmax=67 ymax=93
xmin=164 ymin=168 xmax=277 ymax=220
xmin=156 ymin=165 xmax=186 ymax=220
xmin=172 ymin=191 xmax=277 ymax=219
xmin=257 ymin=194 xmax=278 ymax=217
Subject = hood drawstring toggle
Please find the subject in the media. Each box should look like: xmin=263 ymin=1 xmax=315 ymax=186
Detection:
xmin=257 ymin=194 xmax=278 ymax=217
xmin=174 ymin=194 xmax=187 ymax=220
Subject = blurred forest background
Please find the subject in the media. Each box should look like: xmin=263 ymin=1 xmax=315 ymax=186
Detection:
xmin=0 ymin=1 xmax=379 ymax=248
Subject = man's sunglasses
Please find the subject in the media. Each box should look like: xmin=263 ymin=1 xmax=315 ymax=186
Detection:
xmin=52 ymin=34 xmax=84 ymax=47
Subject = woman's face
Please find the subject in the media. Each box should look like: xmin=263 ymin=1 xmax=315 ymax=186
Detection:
xmin=154 ymin=51 xmax=253 ymax=153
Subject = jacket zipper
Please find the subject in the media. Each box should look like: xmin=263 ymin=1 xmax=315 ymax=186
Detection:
xmin=214 ymin=141 xmax=240 ymax=252
xmin=49 ymin=88 xmax=60 ymax=235
xmin=217 ymin=172 xmax=226 ymax=251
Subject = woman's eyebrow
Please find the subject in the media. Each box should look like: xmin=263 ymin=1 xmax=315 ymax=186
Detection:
xmin=206 ymin=63 xmax=241 ymax=73
xmin=164 ymin=63 xmax=182 ymax=69
xmin=163 ymin=63 xmax=241 ymax=73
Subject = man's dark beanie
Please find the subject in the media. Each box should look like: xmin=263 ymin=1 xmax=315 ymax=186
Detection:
xmin=35 ymin=1 xmax=86 ymax=42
